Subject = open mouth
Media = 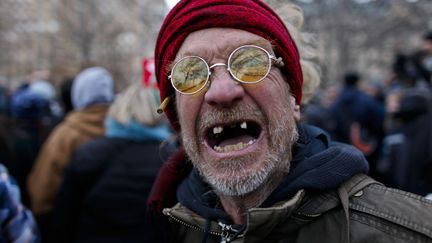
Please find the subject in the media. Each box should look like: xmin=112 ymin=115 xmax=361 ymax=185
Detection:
xmin=206 ymin=121 xmax=262 ymax=153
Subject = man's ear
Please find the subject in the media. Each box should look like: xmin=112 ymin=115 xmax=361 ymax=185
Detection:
xmin=291 ymin=96 xmax=301 ymax=122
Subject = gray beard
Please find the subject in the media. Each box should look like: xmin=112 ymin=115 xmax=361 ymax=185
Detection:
xmin=181 ymin=102 xmax=298 ymax=197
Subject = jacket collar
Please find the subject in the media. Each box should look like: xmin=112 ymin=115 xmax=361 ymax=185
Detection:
xmin=176 ymin=124 xmax=369 ymax=220
xmin=163 ymin=190 xmax=306 ymax=242
xmin=165 ymin=174 xmax=378 ymax=243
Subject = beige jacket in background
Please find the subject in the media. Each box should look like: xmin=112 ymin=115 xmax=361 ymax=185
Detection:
xmin=27 ymin=105 xmax=109 ymax=215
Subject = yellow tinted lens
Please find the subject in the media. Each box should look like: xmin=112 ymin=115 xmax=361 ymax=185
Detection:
xmin=171 ymin=57 xmax=209 ymax=94
xmin=229 ymin=46 xmax=270 ymax=83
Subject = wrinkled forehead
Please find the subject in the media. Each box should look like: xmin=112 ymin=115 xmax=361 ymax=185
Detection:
xmin=175 ymin=28 xmax=274 ymax=60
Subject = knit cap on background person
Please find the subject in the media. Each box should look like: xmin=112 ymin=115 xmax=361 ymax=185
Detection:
xmin=29 ymin=80 xmax=56 ymax=101
xmin=72 ymin=67 xmax=114 ymax=110
xmin=10 ymin=84 xmax=48 ymax=120
xmin=29 ymin=80 xmax=63 ymax=119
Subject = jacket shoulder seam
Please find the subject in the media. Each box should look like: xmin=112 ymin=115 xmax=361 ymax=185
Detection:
xmin=368 ymin=184 xmax=432 ymax=206
xmin=349 ymin=184 xmax=432 ymax=237
xmin=350 ymin=212 xmax=430 ymax=242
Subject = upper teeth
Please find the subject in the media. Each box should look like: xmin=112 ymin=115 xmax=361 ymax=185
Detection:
xmin=212 ymin=122 xmax=248 ymax=135
xmin=213 ymin=126 xmax=223 ymax=134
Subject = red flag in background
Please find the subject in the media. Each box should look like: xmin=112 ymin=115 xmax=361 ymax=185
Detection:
xmin=142 ymin=58 xmax=157 ymax=88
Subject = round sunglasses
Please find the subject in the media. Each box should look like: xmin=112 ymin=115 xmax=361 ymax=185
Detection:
xmin=168 ymin=45 xmax=284 ymax=95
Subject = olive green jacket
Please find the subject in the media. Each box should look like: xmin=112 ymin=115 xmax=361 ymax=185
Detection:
xmin=163 ymin=174 xmax=432 ymax=243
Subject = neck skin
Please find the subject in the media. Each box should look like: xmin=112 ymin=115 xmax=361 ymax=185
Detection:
xmin=217 ymin=170 xmax=287 ymax=224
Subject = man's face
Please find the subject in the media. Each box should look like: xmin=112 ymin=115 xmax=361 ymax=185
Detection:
xmin=175 ymin=28 xmax=299 ymax=196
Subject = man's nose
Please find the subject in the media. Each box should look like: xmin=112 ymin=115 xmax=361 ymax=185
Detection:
xmin=204 ymin=68 xmax=245 ymax=108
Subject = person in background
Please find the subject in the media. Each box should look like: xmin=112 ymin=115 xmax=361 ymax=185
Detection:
xmin=329 ymin=72 xmax=385 ymax=179
xmin=6 ymin=79 xmax=59 ymax=207
xmin=413 ymin=31 xmax=432 ymax=87
xmin=8 ymin=81 xmax=52 ymax=159
xmin=147 ymin=0 xmax=432 ymax=242
xmin=51 ymin=82 xmax=174 ymax=243
xmin=380 ymin=88 xmax=432 ymax=196
xmin=301 ymin=84 xmax=340 ymax=134
xmin=27 ymin=66 xmax=114 ymax=242
xmin=0 ymin=163 xmax=39 ymax=243
xmin=388 ymin=31 xmax=432 ymax=90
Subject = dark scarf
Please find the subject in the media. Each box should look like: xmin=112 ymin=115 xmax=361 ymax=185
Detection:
xmin=176 ymin=124 xmax=369 ymax=221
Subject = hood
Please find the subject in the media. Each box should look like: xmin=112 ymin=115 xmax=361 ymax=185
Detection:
xmin=64 ymin=105 xmax=109 ymax=137
xmin=104 ymin=117 xmax=172 ymax=142
xmin=29 ymin=80 xmax=56 ymax=101
xmin=72 ymin=67 xmax=115 ymax=110
xmin=177 ymin=124 xmax=369 ymax=221
xmin=10 ymin=85 xmax=48 ymax=120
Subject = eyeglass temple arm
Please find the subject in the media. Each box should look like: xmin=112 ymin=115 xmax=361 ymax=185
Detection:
xmin=271 ymin=56 xmax=284 ymax=67
xmin=157 ymin=96 xmax=172 ymax=114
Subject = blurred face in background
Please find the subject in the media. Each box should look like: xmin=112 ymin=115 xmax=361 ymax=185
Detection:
xmin=423 ymin=39 xmax=432 ymax=54
xmin=174 ymin=28 xmax=299 ymax=196
xmin=386 ymin=91 xmax=401 ymax=114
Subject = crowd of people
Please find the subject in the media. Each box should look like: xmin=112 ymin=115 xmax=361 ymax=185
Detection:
xmin=302 ymin=30 xmax=432 ymax=197
xmin=0 ymin=67 xmax=175 ymax=242
xmin=0 ymin=0 xmax=431 ymax=242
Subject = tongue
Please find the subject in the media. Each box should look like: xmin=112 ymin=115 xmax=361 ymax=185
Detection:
xmin=218 ymin=135 xmax=255 ymax=147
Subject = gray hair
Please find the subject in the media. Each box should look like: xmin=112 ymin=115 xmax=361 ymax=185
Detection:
xmin=274 ymin=4 xmax=321 ymax=105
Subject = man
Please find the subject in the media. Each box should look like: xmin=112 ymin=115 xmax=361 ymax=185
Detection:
xmin=27 ymin=66 xmax=114 ymax=242
xmin=329 ymin=72 xmax=385 ymax=180
xmin=148 ymin=0 xmax=432 ymax=242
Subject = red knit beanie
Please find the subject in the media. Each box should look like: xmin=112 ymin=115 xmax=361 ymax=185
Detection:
xmin=155 ymin=0 xmax=303 ymax=131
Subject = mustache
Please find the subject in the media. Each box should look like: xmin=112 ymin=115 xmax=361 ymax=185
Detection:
xmin=196 ymin=104 xmax=266 ymax=133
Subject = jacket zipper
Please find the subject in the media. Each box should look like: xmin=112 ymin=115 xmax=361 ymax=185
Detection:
xmin=165 ymin=210 xmax=224 ymax=237
xmin=218 ymin=221 xmax=242 ymax=243
xmin=165 ymin=210 xmax=242 ymax=243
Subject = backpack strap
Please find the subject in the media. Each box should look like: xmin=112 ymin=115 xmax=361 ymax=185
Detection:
xmin=336 ymin=174 xmax=380 ymax=243
xmin=294 ymin=173 xmax=379 ymax=217
xmin=340 ymin=173 xmax=382 ymax=197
